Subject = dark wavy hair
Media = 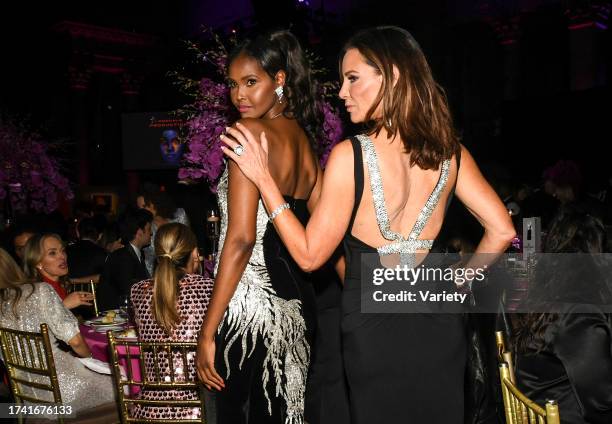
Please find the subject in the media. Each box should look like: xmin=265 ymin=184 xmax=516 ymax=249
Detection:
xmin=512 ymin=204 xmax=611 ymax=353
xmin=228 ymin=30 xmax=322 ymax=148
xmin=340 ymin=26 xmax=460 ymax=170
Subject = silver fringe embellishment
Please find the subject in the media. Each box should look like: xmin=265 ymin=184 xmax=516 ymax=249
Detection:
xmin=356 ymin=134 xmax=451 ymax=264
xmin=215 ymin=166 xmax=309 ymax=424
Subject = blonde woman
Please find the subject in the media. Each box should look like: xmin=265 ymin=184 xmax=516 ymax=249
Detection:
xmin=22 ymin=233 xmax=94 ymax=310
xmin=0 ymin=248 xmax=115 ymax=412
xmin=130 ymin=223 xmax=213 ymax=420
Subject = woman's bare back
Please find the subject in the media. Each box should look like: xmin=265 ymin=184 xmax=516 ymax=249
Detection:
xmin=242 ymin=117 xmax=319 ymax=201
xmin=350 ymin=133 xmax=459 ymax=250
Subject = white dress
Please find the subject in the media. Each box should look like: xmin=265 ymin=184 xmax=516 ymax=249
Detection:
xmin=0 ymin=283 xmax=115 ymax=411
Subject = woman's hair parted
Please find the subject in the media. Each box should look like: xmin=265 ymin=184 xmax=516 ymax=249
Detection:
xmin=152 ymin=222 xmax=197 ymax=335
xmin=228 ymin=30 xmax=323 ymax=150
xmin=22 ymin=233 xmax=66 ymax=282
xmin=0 ymin=248 xmax=32 ymax=318
xmin=341 ymin=26 xmax=460 ymax=170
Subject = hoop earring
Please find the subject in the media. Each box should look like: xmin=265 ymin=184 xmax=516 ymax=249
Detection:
xmin=275 ymin=86 xmax=284 ymax=103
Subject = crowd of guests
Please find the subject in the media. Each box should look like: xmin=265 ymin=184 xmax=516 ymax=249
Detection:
xmin=0 ymin=25 xmax=611 ymax=424
xmin=0 ymin=185 xmax=214 ymax=418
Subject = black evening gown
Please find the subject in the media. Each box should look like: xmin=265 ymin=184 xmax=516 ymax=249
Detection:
xmin=213 ymin=167 xmax=317 ymax=424
xmin=341 ymin=136 xmax=467 ymax=424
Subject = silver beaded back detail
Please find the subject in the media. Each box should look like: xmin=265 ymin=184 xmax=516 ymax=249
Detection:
xmin=356 ymin=134 xmax=451 ymax=266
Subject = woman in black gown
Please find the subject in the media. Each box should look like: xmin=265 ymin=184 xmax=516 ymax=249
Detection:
xmin=217 ymin=26 xmax=515 ymax=423
xmin=196 ymin=31 xmax=324 ymax=424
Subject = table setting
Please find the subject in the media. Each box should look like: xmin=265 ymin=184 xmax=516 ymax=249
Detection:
xmin=79 ymin=308 xmax=140 ymax=385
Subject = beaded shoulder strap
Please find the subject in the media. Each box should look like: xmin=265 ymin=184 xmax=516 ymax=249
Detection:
xmin=356 ymin=134 xmax=451 ymax=243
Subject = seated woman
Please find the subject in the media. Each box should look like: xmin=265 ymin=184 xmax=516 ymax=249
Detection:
xmin=130 ymin=223 xmax=213 ymax=420
xmin=0 ymin=248 xmax=115 ymax=412
xmin=513 ymin=205 xmax=612 ymax=424
xmin=23 ymin=233 xmax=94 ymax=310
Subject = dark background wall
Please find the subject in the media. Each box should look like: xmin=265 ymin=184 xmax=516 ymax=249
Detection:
xmin=1 ymin=0 xmax=610 ymax=192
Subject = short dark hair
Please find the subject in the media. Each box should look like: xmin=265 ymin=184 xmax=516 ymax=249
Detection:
xmin=77 ymin=217 xmax=100 ymax=240
xmin=142 ymin=190 xmax=177 ymax=220
xmin=119 ymin=209 xmax=153 ymax=244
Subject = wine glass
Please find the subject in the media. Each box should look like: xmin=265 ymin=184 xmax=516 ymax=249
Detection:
xmin=118 ymin=294 xmax=129 ymax=316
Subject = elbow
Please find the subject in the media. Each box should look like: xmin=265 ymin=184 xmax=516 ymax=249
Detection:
xmin=297 ymin=257 xmax=320 ymax=273
xmin=68 ymin=333 xmax=86 ymax=350
xmin=493 ymin=225 xmax=517 ymax=248
xmin=225 ymin=236 xmax=256 ymax=255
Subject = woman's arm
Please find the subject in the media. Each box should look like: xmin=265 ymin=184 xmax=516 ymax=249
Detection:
xmin=199 ymin=159 xmax=260 ymax=340
xmin=197 ymin=144 xmax=260 ymax=391
xmin=454 ymin=146 xmax=516 ymax=272
xmin=222 ymin=123 xmax=355 ymax=272
xmin=67 ymin=333 xmax=92 ymax=358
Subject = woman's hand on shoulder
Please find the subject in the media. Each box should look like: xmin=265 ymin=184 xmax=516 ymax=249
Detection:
xmin=222 ymin=120 xmax=271 ymax=188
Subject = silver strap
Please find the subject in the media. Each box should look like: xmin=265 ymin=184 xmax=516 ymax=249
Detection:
xmin=356 ymin=134 xmax=450 ymax=256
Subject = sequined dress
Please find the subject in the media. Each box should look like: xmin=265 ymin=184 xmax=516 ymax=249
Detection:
xmin=214 ymin=166 xmax=316 ymax=424
xmin=0 ymin=283 xmax=115 ymax=412
xmin=342 ymin=135 xmax=467 ymax=423
xmin=130 ymin=274 xmax=213 ymax=420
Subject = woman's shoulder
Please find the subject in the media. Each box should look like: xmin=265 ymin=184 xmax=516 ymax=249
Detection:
xmin=131 ymin=279 xmax=153 ymax=294
xmin=234 ymin=117 xmax=269 ymax=133
xmin=29 ymin=282 xmax=51 ymax=295
xmin=180 ymin=273 xmax=214 ymax=287
xmin=323 ymin=139 xmax=355 ymax=171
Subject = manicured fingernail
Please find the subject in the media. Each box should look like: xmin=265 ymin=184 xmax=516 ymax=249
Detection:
xmin=225 ymin=126 xmax=230 ymax=131
xmin=219 ymin=134 xmax=224 ymax=139
xmin=236 ymin=122 xmax=242 ymax=126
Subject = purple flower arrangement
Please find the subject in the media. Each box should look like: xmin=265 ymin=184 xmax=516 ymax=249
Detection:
xmin=0 ymin=118 xmax=73 ymax=213
xmin=173 ymin=31 xmax=344 ymax=192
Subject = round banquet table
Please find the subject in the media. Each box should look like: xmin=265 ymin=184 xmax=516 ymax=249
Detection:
xmin=79 ymin=324 xmax=142 ymax=393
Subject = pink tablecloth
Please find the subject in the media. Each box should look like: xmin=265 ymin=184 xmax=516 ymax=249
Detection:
xmin=80 ymin=324 xmax=142 ymax=392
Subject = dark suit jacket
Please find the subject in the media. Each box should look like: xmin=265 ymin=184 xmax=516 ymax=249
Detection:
xmin=67 ymin=239 xmax=107 ymax=278
xmin=98 ymin=245 xmax=149 ymax=310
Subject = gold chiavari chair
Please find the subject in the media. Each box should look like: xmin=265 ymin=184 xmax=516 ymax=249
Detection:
xmin=0 ymin=324 xmax=63 ymax=423
xmin=495 ymin=330 xmax=516 ymax=383
xmin=499 ymin=363 xmax=560 ymax=424
xmin=66 ymin=278 xmax=99 ymax=316
xmin=107 ymin=332 xmax=205 ymax=424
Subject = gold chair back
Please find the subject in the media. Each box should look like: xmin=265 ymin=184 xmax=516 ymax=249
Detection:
xmin=499 ymin=363 xmax=560 ymax=424
xmin=496 ymin=330 xmax=516 ymax=383
xmin=107 ymin=332 xmax=205 ymax=423
xmin=0 ymin=323 xmax=63 ymax=423
xmin=67 ymin=279 xmax=99 ymax=316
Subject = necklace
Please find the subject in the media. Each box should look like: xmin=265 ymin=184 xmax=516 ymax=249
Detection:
xmin=269 ymin=111 xmax=283 ymax=120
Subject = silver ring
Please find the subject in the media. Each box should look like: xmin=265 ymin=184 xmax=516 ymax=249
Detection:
xmin=233 ymin=144 xmax=245 ymax=156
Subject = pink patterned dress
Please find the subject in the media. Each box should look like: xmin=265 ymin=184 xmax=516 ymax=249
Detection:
xmin=130 ymin=274 xmax=213 ymax=420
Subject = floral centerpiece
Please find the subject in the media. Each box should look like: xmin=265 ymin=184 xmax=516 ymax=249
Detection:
xmin=0 ymin=117 xmax=73 ymax=214
xmin=172 ymin=29 xmax=344 ymax=192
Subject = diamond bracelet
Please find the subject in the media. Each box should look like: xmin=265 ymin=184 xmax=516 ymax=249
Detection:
xmin=269 ymin=202 xmax=290 ymax=221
